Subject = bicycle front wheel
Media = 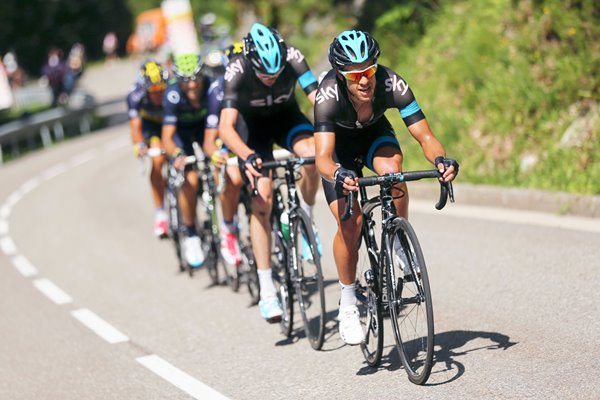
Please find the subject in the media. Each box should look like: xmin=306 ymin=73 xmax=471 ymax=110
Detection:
xmin=385 ymin=217 xmax=434 ymax=385
xmin=291 ymin=208 xmax=325 ymax=350
xmin=271 ymin=215 xmax=293 ymax=337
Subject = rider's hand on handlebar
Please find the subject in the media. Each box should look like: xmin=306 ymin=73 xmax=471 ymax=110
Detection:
xmin=435 ymin=156 xmax=459 ymax=183
xmin=334 ymin=167 xmax=358 ymax=196
xmin=173 ymin=154 xmax=187 ymax=171
xmin=133 ymin=142 xmax=147 ymax=158
xmin=211 ymin=150 xmax=226 ymax=167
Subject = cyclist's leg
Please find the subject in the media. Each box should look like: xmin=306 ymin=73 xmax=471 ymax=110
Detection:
xmin=143 ymin=121 xmax=168 ymax=236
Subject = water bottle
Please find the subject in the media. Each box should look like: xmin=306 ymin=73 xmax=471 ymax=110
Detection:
xmin=280 ymin=211 xmax=289 ymax=240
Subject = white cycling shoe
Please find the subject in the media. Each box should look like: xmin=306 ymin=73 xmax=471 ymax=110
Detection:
xmin=184 ymin=236 xmax=205 ymax=268
xmin=338 ymin=305 xmax=364 ymax=345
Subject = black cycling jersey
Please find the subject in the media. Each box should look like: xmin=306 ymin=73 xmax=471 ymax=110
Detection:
xmin=126 ymin=83 xmax=164 ymax=125
xmin=222 ymin=46 xmax=318 ymax=117
xmin=314 ymin=65 xmax=425 ymax=132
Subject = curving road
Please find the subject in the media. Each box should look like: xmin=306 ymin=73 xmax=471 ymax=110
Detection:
xmin=0 ymin=60 xmax=598 ymax=399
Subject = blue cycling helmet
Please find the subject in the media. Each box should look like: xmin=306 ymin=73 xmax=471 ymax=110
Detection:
xmin=243 ymin=23 xmax=287 ymax=75
xmin=328 ymin=30 xmax=380 ymax=69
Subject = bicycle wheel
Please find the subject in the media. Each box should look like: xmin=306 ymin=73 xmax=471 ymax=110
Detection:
xmin=385 ymin=217 xmax=434 ymax=385
xmin=271 ymin=214 xmax=293 ymax=337
xmin=356 ymin=226 xmax=384 ymax=366
xmin=291 ymin=208 xmax=325 ymax=350
xmin=240 ymin=243 xmax=260 ymax=304
xmin=166 ymin=189 xmax=185 ymax=272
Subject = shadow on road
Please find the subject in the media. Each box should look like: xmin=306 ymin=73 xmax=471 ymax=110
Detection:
xmin=356 ymin=329 xmax=517 ymax=385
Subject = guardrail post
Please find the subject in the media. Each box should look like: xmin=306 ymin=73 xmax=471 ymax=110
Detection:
xmin=40 ymin=125 xmax=52 ymax=148
xmin=79 ymin=114 xmax=91 ymax=135
xmin=11 ymin=142 xmax=20 ymax=159
xmin=53 ymin=121 xmax=65 ymax=141
xmin=0 ymin=145 xmax=3 ymax=164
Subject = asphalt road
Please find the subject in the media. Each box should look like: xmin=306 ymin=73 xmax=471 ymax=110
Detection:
xmin=0 ymin=60 xmax=598 ymax=399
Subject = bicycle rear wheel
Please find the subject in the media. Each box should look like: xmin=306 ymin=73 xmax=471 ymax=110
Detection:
xmin=240 ymin=242 xmax=260 ymax=304
xmin=166 ymin=190 xmax=185 ymax=272
xmin=291 ymin=208 xmax=325 ymax=350
xmin=356 ymin=232 xmax=384 ymax=367
xmin=386 ymin=217 xmax=434 ymax=385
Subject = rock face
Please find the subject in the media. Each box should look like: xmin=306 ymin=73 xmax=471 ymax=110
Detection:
xmin=559 ymin=102 xmax=598 ymax=149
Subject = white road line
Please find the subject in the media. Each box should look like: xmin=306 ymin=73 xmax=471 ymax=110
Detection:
xmin=41 ymin=163 xmax=68 ymax=181
xmin=5 ymin=192 xmax=22 ymax=208
xmin=0 ymin=205 xmax=10 ymax=219
xmin=70 ymin=150 xmax=99 ymax=167
xmin=136 ymin=355 xmax=230 ymax=400
xmin=33 ymin=278 xmax=72 ymax=304
xmin=20 ymin=177 xmax=41 ymax=194
xmin=0 ymin=236 xmax=17 ymax=255
xmin=0 ymin=219 xmax=8 ymax=236
xmin=411 ymin=200 xmax=600 ymax=234
xmin=11 ymin=255 xmax=38 ymax=277
xmin=71 ymin=308 xmax=129 ymax=344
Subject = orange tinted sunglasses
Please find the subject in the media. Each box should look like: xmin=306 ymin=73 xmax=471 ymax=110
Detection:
xmin=148 ymin=82 xmax=167 ymax=92
xmin=339 ymin=64 xmax=378 ymax=82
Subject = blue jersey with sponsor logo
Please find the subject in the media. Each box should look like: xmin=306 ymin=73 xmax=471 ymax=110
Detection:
xmin=314 ymin=65 xmax=425 ymax=132
xmin=126 ymin=83 xmax=164 ymax=124
xmin=221 ymin=46 xmax=318 ymax=117
xmin=162 ymin=77 xmax=223 ymax=134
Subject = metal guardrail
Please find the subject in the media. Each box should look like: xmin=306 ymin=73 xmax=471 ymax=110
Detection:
xmin=0 ymin=91 xmax=96 ymax=164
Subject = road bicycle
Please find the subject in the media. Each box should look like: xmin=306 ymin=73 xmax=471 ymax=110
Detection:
xmin=259 ymin=151 xmax=326 ymax=350
xmin=163 ymin=143 xmax=228 ymax=283
xmin=341 ymin=158 xmax=455 ymax=384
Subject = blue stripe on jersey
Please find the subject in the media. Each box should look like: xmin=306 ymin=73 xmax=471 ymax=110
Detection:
xmin=286 ymin=123 xmax=313 ymax=150
xmin=399 ymin=100 xmax=421 ymax=119
xmin=297 ymin=71 xmax=317 ymax=90
xmin=366 ymin=136 xmax=400 ymax=171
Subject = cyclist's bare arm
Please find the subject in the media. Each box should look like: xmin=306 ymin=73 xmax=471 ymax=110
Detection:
xmin=306 ymin=89 xmax=316 ymax=106
xmin=407 ymin=119 xmax=457 ymax=182
xmin=314 ymin=131 xmax=338 ymax=181
xmin=129 ymin=117 xmax=143 ymax=144
xmin=161 ymin=124 xmax=178 ymax=156
xmin=203 ymin=127 xmax=220 ymax=158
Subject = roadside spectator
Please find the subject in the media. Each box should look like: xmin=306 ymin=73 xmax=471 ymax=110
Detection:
xmin=103 ymin=31 xmax=119 ymax=62
xmin=63 ymin=43 xmax=85 ymax=95
xmin=42 ymin=47 xmax=67 ymax=107
xmin=3 ymin=51 xmax=26 ymax=89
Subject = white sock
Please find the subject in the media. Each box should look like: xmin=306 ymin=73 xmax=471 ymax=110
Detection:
xmin=258 ymin=268 xmax=277 ymax=299
xmin=155 ymin=208 xmax=166 ymax=219
xmin=339 ymin=281 xmax=357 ymax=310
xmin=301 ymin=202 xmax=314 ymax=222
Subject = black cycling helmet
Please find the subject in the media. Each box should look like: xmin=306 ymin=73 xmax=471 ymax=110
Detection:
xmin=243 ymin=23 xmax=287 ymax=75
xmin=328 ymin=30 xmax=380 ymax=69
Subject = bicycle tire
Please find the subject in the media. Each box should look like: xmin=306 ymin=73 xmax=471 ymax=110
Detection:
xmin=291 ymin=208 xmax=325 ymax=350
xmin=240 ymin=244 xmax=260 ymax=304
xmin=356 ymin=221 xmax=384 ymax=366
xmin=385 ymin=217 xmax=434 ymax=385
xmin=166 ymin=188 xmax=185 ymax=272
xmin=271 ymin=214 xmax=293 ymax=337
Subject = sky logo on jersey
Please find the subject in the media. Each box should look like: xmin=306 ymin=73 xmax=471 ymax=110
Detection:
xmin=316 ymin=84 xmax=339 ymax=104
xmin=385 ymin=75 xmax=409 ymax=95
xmin=286 ymin=47 xmax=304 ymax=63
xmin=250 ymin=87 xmax=294 ymax=107
xmin=225 ymin=59 xmax=244 ymax=82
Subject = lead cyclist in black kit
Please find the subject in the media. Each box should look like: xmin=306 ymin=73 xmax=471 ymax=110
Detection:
xmin=219 ymin=23 xmax=321 ymax=322
xmin=314 ymin=30 xmax=458 ymax=344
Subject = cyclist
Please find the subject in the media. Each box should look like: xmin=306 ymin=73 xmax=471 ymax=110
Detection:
xmin=219 ymin=23 xmax=320 ymax=322
xmin=314 ymin=30 xmax=458 ymax=345
xmin=161 ymin=53 xmax=223 ymax=268
xmin=202 ymin=47 xmax=244 ymax=266
xmin=126 ymin=61 xmax=169 ymax=237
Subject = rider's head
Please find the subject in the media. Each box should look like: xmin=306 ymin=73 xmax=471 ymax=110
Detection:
xmin=172 ymin=53 xmax=204 ymax=100
xmin=328 ymin=30 xmax=380 ymax=100
xmin=139 ymin=61 xmax=168 ymax=105
xmin=243 ymin=23 xmax=287 ymax=86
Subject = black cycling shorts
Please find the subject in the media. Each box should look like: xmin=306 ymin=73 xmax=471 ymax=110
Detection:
xmin=322 ymin=116 xmax=401 ymax=204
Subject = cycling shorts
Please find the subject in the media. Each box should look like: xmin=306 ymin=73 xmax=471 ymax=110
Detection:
xmin=322 ymin=116 xmax=401 ymax=204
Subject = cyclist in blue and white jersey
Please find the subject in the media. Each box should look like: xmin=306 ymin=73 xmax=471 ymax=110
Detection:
xmin=218 ymin=23 xmax=320 ymax=322
xmin=314 ymin=31 xmax=458 ymax=345
xmin=162 ymin=53 xmax=241 ymax=268
xmin=126 ymin=61 xmax=169 ymax=237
